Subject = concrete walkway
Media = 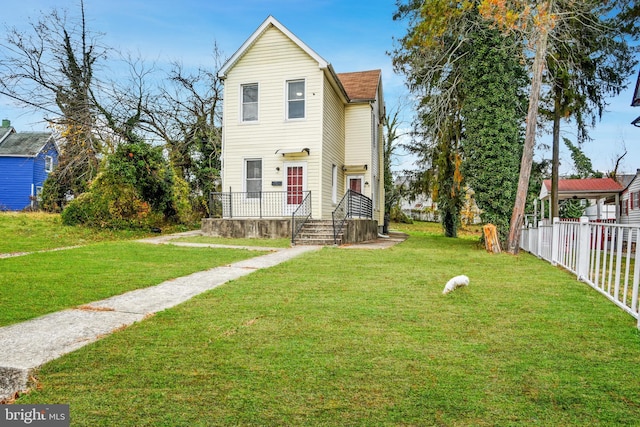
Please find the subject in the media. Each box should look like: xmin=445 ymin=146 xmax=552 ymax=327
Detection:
xmin=0 ymin=236 xmax=321 ymax=401
xmin=0 ymin=230 xmax=407 ymax=401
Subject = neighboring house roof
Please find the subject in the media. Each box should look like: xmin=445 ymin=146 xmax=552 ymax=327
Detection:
xmin=615 ymin=173 xmax=636 ymax=189
xmin=0 ymin=130 xmax=54 ymax=157
xmin=633 ymin=70 xmax=640 ymax=107
xmin=539 ymin=177 xmax=624 ymax=200
xmin=337 ymin=70 xmax=381 ymax=102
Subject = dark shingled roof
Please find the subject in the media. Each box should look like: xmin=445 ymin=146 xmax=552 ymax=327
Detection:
xmin=336 ymin=70 xmax=381 ymax=101
xmin=0 ymin=131 xmax=52 ymax=156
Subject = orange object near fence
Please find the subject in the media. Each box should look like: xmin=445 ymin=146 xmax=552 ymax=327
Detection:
xmin=483 ymin=224 xmax=501 ymax=253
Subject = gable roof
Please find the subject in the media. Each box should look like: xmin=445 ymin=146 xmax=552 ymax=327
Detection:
xmin=336 ymin=70 xmax=381 ymax=102
xmin=218 ymin=16 xmax=350 ymax=102
xmin=219 ymin=16 xmax=329 ymax=78
xmin=0 ymin=130 xmax=54 ymax=157
xmin=540 ymin=177 xmax=624 ymax=200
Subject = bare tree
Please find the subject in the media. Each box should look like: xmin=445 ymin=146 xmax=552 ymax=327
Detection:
xmin=0 ymin=0 xmax=106 ymax=208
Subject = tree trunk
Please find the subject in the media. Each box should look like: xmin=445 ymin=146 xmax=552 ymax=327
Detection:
xmin=506 ymin=26 xmax=550 ymax=254
xmin=551 ymin=84 xmax=561 ymax=219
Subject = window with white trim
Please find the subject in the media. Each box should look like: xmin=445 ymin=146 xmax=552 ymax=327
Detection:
xmin=332 ymin=164 xmax=337 ymax=204
xmin=286 ymin=80 xmax=305 ymax=119
xmin=245 ymin=159 xmax=262 ymax=198
xmin=45 ymin=155 xmax=53 ymax=173
xmin=241 ymin=83 xmax=258 ymax=122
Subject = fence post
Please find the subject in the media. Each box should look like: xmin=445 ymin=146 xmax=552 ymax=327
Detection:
xmin=551 ymin=217 xmax=560 ymax=266
xmin=536 ymin=221 xmax=543 ymax=257
xmin=576 ymin=216 xmax=590 ymax=281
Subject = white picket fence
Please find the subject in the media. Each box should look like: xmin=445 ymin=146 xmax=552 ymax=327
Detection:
xmin=521 ymin=217 xmax=640 ymax=328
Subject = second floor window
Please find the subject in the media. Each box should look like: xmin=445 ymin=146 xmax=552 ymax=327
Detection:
xmin=287 ymin=80 xmax=305 ymax=119
xmin=242 ymin=83 xmax=258 ymax=122
xmin=44 ymin=155 xmax=54 ymax=173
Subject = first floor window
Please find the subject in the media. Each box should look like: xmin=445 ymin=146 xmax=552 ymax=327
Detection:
xmin=332 ymin=164 xmax=337 ymax=204
xmin=246 ymin=159 xmax=262 ymax=198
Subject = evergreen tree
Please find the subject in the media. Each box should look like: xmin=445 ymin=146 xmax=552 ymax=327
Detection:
xmin=461 ymin=26 xmax=528 ymax=242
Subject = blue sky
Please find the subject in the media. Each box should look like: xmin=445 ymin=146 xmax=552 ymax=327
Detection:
xmin=1 ymin=0 xmax=639 ymax=174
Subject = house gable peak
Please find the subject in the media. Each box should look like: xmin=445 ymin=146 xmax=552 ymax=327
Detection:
xmin=218 ymin=16 xmax=329 ymax=79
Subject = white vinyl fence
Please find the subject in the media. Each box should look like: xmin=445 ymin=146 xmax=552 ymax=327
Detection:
xmin=521 ymin=217 xmax=640 ymax=328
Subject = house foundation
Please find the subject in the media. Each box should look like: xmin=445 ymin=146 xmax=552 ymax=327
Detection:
xmin=201 ymin=218 xmax=378 ymax=245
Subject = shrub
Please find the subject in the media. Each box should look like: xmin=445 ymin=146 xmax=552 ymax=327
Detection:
xmin=61 ymin=139 xmax=195 ymax=229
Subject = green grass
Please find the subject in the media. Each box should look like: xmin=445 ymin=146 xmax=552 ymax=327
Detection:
xmin=0 ymin=241 xmax=263 ymax=327
xmin=0 ymin=212 xmax=155 ymax=254
xmin=15 ymin=223 xmax=640 ymax=425
xmin=173 ymin=235 xmax=292 ymax=248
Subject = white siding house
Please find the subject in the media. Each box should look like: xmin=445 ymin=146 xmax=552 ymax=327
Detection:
xmin=213 ymin=16 xmax=385 ymax=241
xmin=619 ymin=170 xmax=640 ymax=225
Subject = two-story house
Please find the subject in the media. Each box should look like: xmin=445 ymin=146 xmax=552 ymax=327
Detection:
xmin=203 ymin=16 xmax=385 ymax=245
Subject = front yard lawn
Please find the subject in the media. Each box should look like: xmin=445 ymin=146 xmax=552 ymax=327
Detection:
xmin=0 ymin=242 xmax=263 ymax=327
xmin=15 ymin=225 xmax=640 ymax=426
xmin=0 ymin=212 xmax=157 ymax=254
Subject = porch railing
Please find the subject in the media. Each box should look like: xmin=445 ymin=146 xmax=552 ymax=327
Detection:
xmin=291 ymin=192 xmax=312 ymax=244
xmin=332 ymin=190 xmax=373 ymax=245
xmin=209 ymin=191 xmax=310 ymax=218
xmin=521 ymin=217 xmax=640 ymax=328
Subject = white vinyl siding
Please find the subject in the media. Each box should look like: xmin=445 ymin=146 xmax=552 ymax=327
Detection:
xmin=344 ymin=103 xmax=372 ymax=196
xmin=321 ymin=74 xmax=345 ymax=217
xmin=241 ymin=83 xmax=259 ymax=122
xmin=221 ymin=25 xmax=323 ymax=214
xmin=621 ymin=175 xmax=640 ymax=225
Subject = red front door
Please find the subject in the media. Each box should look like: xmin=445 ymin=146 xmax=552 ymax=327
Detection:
xmin=349 ymin=177 xmax=362 ymax=194
xmin=286 ymin=165 xmax=304 ymax=205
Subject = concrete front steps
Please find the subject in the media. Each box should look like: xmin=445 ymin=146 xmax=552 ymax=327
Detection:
xmin=294 ymin=220 xmax=342 ymax=246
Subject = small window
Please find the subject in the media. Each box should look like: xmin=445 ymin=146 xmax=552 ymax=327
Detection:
xmin=332 ymin=164 xmax=337 ymax=204
xmin=45 ymin=156 xmax=53 ymax=173
xmin=245 ymin=159 xmax=262 ymax=198
xmin=287 ymin=80 xmax=305 ymax=119
xmin=241 ymin=83 xmax=258 ymax=122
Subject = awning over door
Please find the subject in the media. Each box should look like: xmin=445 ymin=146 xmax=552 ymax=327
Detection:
xmin=275 ymin=148 xmax=310 ymax=156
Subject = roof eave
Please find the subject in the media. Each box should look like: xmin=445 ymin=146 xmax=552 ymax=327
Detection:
xmin=632 ymin=70 xmax=640 ymax=106
xmin=324 ymin=64 xmax=349 ymax=104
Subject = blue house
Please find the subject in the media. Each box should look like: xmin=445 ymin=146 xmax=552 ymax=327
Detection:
xmin=0 ymin=120 xmax=59 ymax=210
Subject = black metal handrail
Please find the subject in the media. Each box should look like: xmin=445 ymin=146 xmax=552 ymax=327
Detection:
xmin=291 ymin=192 xmax=312 ymax=244
xmin=209 ymin=191 xmax=310 ymax=218
xmin=332 ymin=190 xmax=373 ymax=244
